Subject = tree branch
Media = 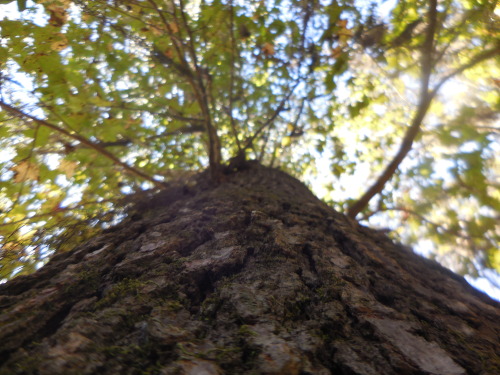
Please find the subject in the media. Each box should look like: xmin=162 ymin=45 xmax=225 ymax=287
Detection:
xmin=432 ymin=44 xmax=500 ymax=95
xmin=178 ymin=0 xmax=222 ymax=179
xmin=347 ymin=0 xmax=438 ymax=219
xmin=149 ymin=0 xmax=222 ymax=180
xmin=61 ymin=124 xmax=205 ymax=151
xmin=347 ymin=2 xmax=499 ymax=219
xmin=0 ymin=102 xmax=167 ymax=189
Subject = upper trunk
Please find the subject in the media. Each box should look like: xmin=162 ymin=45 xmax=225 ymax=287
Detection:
xmin=0 ymin=163 xmax=499 ymax=375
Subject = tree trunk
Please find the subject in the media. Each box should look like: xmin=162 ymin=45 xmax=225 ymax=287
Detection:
xmin=1 ymin=163 xmax=498 ymax=375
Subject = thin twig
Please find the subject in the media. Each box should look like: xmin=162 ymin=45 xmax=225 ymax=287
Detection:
xmin=0 ymin=102 xmax=166 ymax=188
xmin=242 ymin=80 xmax=300 ymax=151
xmin=228 ymin=0 xmax=242 ymax=152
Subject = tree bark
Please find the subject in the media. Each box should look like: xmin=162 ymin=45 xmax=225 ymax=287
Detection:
xmin=0 ymin=163 xmax=498 ymax=375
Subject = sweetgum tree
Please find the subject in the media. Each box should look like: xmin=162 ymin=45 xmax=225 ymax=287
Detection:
xmin=0 ymin=0 xmax=499 ymax=373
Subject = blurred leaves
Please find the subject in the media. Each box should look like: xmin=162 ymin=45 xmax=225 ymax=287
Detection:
xmin=0 ymin=0 xmax=498 ymax=284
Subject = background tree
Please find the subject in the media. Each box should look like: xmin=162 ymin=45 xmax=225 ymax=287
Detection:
xmin=0 ymin=0 xmax=498 ymax=291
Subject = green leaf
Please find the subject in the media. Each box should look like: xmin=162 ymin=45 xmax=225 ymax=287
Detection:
xmin=36 ymin=126 xmax=51 ymax=146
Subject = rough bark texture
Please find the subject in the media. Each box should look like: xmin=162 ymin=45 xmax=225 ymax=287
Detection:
xmin=0 ymin=163 xmax=499 ymax=375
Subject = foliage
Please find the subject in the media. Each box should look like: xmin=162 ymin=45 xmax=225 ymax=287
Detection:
xmin=0 ymin=0 xmax=498 ymax=283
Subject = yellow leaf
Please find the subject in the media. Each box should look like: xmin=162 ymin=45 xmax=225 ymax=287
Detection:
xmin=168 ymin=22 xmax=179 ymax=34
xmin=3 ymin=241 xmax=22 ymax=253
xmin=262 ymin=42 xmax=275 ymax=56
xmin=50 ymin=33 xmax=68 ymax=51
xmin=58 ymin=160 xmax=78 ymax=178
xmin=338 ymin=28 xmax=353 ymax=37
xmin=47 ymin=5 xmax=68 ymax=27
xmin=331 ymin=46 xmax=343 ymax=59
xmin=281 ymin=136 xmax=291 ymax=147
xmin=336 ymin=19 xmax=353 ymax=45
xmin=337 ymin=19 xmax=348 ymax=28
xmin=11 ymin=161 xmax=39 ymax=183
xmin=150 ymin=25 xmax=165 ymax=36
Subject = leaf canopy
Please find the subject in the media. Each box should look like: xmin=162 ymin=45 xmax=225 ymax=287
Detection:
xmin=0 ymin=0 xmax=498 ymax=286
